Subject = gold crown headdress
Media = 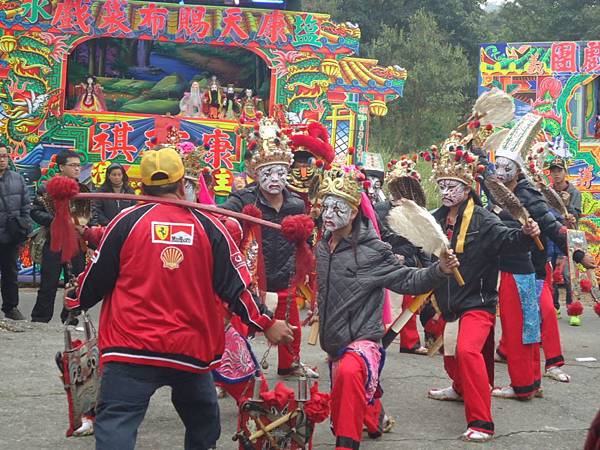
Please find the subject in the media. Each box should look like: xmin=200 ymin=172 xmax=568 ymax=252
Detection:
xmin=177 ymin=141 xmax=206 ymax=182
xmin=430 ymin=131 xmax=481 ymax=186
xmin=386 ymin=155 xmax=421 ymax=183
xmin=244 ymin=116 xmax=294 ymax=174
xmin=317 ymin=165 xmax=364 ymax=209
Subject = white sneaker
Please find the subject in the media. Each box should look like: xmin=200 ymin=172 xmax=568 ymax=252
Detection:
xmin=461 ymin=427 xmax=493 ymax=442
xmin=428 ymin=386 xmax=463 ymax=401
xmin=544 ymin=366 xmax=571 ymax=383
xmin=491 ymin=386 xmax=518 ymax=399
xmin=73 ymin=416 xmax=94 ymax=437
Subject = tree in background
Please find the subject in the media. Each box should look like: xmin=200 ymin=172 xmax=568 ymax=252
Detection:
xmin=366 ymin=11 xmax=471 ymax=158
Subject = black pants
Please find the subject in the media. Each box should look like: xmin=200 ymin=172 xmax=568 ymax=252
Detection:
xmin=95 ymin=362 xmax=220 ymax=450
xmin=31 ymin=243 xmax=84 ymax=322
xmin=0 ymin=242 xmax=19 ymax=313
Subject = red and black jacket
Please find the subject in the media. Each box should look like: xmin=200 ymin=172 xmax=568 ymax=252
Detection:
xmin=76 ymin=202 xmax=274 ymax=373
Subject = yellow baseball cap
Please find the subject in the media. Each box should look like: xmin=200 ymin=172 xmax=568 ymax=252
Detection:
xmin=140 ymin=147 xmax=184 ymax=186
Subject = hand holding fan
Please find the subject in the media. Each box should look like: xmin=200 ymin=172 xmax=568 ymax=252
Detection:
xmin=387 ymin=199 xmax=465 ymax=286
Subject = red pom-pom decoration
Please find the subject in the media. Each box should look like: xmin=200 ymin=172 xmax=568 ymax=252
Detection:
xmin=363 ymin=180 xmax=372 ymax=190
xmin=348 ymin=147 xmax=355 ymax=155
xmin=485 ymin=124 xmax=493 ymax=131
xmin=315 ymin=159 xmax=325 ymax=168
xmin=304 ymin=382 xmax=330 ymax=424
xmin=477 ymin=164 xmax=486 ymax=174
xmin=390 ymin=159 xmax=398 ymax=165
xmin=424 ymin=318 xmax=445 ymax=338
xmin=242 ymin=204 xmax=263 ymax=220
xmin=580 ymin=278 xmax=592 ymax=293
xmin=567 ymin=301 xmax=584 ymax=317
xmin=454 ymin=150 xmax=464 ymax=161
xmin=465 ymin=155 xmax=475 ymax=164
xmin=423 ymin=152 xmax=431 ymax=162
xmin=46 ymin=176 xmax=81 ymax=263
xmin=594 ymin=302 xmax=600 ymax=317
xmin=553 ymin=267 xmax=565 ymax=285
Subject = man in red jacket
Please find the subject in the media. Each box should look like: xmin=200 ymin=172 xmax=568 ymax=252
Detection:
xmin=73 ymin=147 xmax=294 ymax=450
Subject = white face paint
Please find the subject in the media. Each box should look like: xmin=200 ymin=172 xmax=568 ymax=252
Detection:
xmin=437 ymin=179 xmax=468 ymax=207
xmin=257 ymin=164 xmax=288 ymax=195
xmin=495 ymin=156 xmax=519 ymax=184
xmin=322 ymin=195 xmax=353 ymax=232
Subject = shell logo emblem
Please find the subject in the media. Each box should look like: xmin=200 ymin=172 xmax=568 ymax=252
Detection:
xmin=160 ymin=246 xmax=184 ymax=270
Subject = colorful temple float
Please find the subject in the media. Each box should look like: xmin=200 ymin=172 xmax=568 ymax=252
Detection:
xmin=479 ymin=41 xmax=600 ymax=270
xmin=0 ymin=0 xmax=406 ymax=278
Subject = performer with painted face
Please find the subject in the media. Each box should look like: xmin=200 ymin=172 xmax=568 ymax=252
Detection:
xmin=485 ymin=115 xmax=596 ymax=386
xmin=375 ymin=156 xmax=430 ymax=354
xmin=222 ymin=117 xmax=318 ymax=379
xmin=426 ymin=131 xmax=541 ymax=442
xmin=313 ymin=165 xmax=459 ymax=450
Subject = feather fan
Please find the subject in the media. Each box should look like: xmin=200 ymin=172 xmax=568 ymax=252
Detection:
xmin=539 ymin=183 xmax=568 ymax=217
xmin=387 ymin=200 xmax=448 ymax=257
xmin=472 ymin=88 xmax=515 ymax=127
xmin=484 ymin=177 xmax=544 ymax=250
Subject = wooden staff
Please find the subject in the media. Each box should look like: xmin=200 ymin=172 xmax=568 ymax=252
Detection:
xmin=74 ymin=192 xmax=281 ymax=230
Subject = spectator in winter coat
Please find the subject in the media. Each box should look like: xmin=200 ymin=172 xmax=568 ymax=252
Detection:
xmin=91 ymin=163 xmax=136 ymax=226
xmin=0 ymin=145 xmax=31 ymax=320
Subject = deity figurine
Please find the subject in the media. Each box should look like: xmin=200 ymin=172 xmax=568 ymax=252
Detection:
xmin=203 ymin=75 xmax=222 ymax=119
xmin=74 ymin=76 xmax=107 ymax=112
xmin=221 ymin=84 xmax=239 ymax=120
xmin=238 ymin=88 xmax=261 ymax=123
xmin=179 ymin=81 xmax=204 ymax=118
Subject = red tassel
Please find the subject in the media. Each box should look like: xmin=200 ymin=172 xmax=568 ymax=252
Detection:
xmin=281 ymin=215 xmax=315 ymax=294
xmin=241 ymin=205 xmax=266 ymax=293
xmin=567 ymin=301 xmax=584 ymax=317
xmin=424 ymin=317 xmax=445 ymax=338
xmin=594 ymin=302 xmax=600 ymax=317
xmin=580 ymin=278 xmax=592 ymax=293
xmin=304 ymin=382 xmax=330 ymax=424
xmin=46 ymin=176 xmax=81 ymax=263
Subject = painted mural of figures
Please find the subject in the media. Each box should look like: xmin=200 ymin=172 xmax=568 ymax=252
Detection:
xmin=179 ymin=81 xmax=204 ymax=118
xmin=239 ymin=88 xmax=261 ymax=123
xmin=203 ymin=75 xmax=222 ymax=119
xmin=74 ymin=76 xmax=107 ymax=112
xmin=221 ymin=84 xmax=239 ymax=120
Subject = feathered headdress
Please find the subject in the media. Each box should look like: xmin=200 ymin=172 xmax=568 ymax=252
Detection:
xmin=244 ymin=117 xmax=294 ymax=175
xmin=385 ymin=155 xmax=427 ymax=207
xmin=177 ymin=142 xmax=205 ymax=182
xmin=317 ymin=165 xmax=365 ymax=209
xmin=495 ymin=113 xmax=543 ymax=167
xmin=430 ymin=131 xmax=481 ymax=186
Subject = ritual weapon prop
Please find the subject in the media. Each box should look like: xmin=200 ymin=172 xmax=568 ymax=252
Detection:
xmin=484 ymin=177 xmax=544 ymax=251
xmin=566 ymin=230 xmax=600 ymax=319
xmin=381 ymin=291 xmax=432 ymax=349
xmin=387 ymin=199 xmax=465 ymax=286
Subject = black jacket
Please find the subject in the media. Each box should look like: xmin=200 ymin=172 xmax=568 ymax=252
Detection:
xmin=221 ymin=185 xmax=305 ymax=292
xmin=91 ymin=185 xmax=137 ymax=226
xmin=374 ymin=200 xmax=432 ymax=268
xmin=494 ymin=206 xmax=535 ymax=274
xmin=0 ymin=170 xmax=31 ymax=244
xmin=316 ymin=219 xmax=447 ymax=357
xmin=432 ymin=197 xmax=533 ymax=322
xmin=511 ymin=178 xmax=583 ymax=279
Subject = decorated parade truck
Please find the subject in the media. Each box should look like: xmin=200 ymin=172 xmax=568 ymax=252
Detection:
xmin=0 ymin=0 xmax=406 ymax=277
xmin=479 ymin=41 xmax=600 ymax=272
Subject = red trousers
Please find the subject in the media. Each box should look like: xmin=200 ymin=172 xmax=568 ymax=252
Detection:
xmin=498 ymin=271 xmax=564 ymax=370
xmin=274 ymin=290 xmax=301 ymax=374
xmin=444 ymin=310 xmax=495 ymax=434
xmin=399 ymin=295 xmax=421 ymax=351
xmin=331 ymin=352 xmax=383 ymax=449
xmin=498 ymin=272 xmax=541 ymax=397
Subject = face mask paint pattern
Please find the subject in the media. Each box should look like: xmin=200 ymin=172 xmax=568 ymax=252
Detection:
xmin=258 ymin=164 xmax=288 ymax=194
xmin=322 ymin=196 xmax=353 ymax=232
xmin=495 ymin=157 xmax=518 ymax=184
xmin=438 ymin=180 xmax=468 ymax=207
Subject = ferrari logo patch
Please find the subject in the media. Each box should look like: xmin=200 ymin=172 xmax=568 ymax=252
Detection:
xmin=160 ymin=246 xmax=184 ymax=270
xmin=151 ymin=222 xmax=194 ymax=245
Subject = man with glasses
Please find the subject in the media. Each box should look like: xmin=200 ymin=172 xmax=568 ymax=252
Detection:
xmin=0 ymin=145 xmax=30 ymax=320
xmin=31 ymin=150 xmax=86 ymax=323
